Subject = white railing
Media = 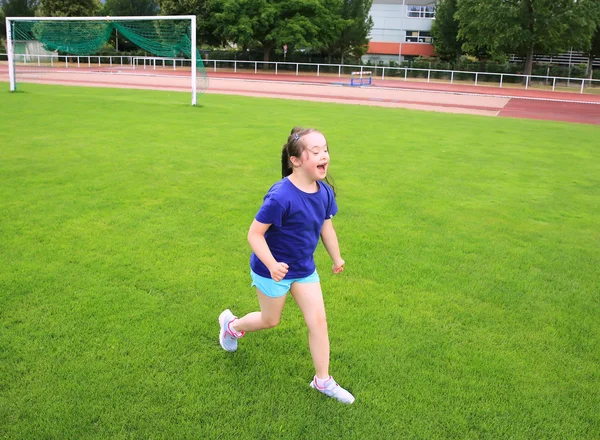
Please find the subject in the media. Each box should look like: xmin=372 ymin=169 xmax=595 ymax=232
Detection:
xmin=194 ymin=59 xmax=600 ymax=94
xmin=132 ymin=56 xmax=188 ymax=70
xmin=2 ymin=53 xmax=598 ymax=94
xmin=4 ymin=53 xmax=135 ymax=69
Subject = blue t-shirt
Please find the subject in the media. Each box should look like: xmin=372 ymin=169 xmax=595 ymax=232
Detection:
xmin=250 ymin=177 xmax=338 ymax=279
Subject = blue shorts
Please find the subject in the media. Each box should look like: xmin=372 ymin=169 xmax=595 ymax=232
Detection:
xmin=250 ymin=269 xmax=320 ymax=298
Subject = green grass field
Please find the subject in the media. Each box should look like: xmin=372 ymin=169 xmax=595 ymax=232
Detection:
xmin=1 ymin=83 xmax=599 ymax=439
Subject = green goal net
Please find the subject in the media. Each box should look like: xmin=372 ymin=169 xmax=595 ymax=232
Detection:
xmin=6 ymin=16 xmax=209 ymax=105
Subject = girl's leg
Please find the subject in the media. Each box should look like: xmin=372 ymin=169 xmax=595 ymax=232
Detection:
xmin=290 ymin=282 xmax=329 ymax=379
xmin=291 ymin=281 xmax=355 ymax=404
xmin=232 ymin=289 xmax=287 ymax=333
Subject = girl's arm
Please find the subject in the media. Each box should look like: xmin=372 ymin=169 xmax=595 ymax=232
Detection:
xmin=320 ymin=219 xmax=345 ymax=274
xmin=248 ymin=219 xmax=289 ymax=281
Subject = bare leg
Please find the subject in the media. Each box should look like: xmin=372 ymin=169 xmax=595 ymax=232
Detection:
xmin=290 ymin=282 xmax=329 ymax=379
xmin=232 ymin=289 xmax=287 ymax=333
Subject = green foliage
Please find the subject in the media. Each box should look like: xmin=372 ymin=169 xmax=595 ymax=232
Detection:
xmin=526 ymin=61 xmax=588 ymax=78
xmin=158 ymin=0 xmax=209 ymax=15
xmin=309 ymin=0 xmax=349 ymax=56
xmin=564 ymin=0 xmax=600 ymax=51
xmin=2 ymin=0 xmax=37 ymax=16
xmin=212 ymin=0 xmax=321 ymax=61
xmin=584 ymin=25 xmax=600 ymax=77
xmin=0 ymin=6 xmax=5 ymax=39
xmin=580 ymin=23 xmax=600 ymax=77
xmin=567 ymin=62 xmax=592 ymax=78
xmin=158 ymin=0 xmax=218 ymax=46
xmin=1 ymin=84 xmax=600 ymax=439
xmin=210 ymin=0 xmax=372 ymax=62
xmin=590 ymin=26 xmax=600 ymax=58
xmin=335 ymin=0 xmax=373 ymax=63
xmin=430 ymin=0 xmax=462 ymax=62
xmin=456 ymin=0 xmax=599 ymax=76
xmin=1 ymin=0 xmax=37 ymax=36
xmin=97 ymin=1 xmax=161 ymax=55
xmin=102 ymin=0 xmax=158 ymax=16
xmin=36 ymin=0 xmax=101 ymax=17
xmin=203 ymin=46 xmax=362 ymax=65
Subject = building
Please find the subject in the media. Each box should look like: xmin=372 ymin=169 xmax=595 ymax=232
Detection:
xmin=364 ymin=0 xmax=436 ymax=64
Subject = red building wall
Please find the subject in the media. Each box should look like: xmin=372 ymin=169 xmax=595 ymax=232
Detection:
xmin=367 ymin=42 xmax=435 ymax=57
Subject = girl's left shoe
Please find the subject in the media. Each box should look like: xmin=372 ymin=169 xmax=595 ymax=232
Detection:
xmin=218 ymin=309 xmax=242 ymax=352
xmin=310 ymin=376 xmax=355 ymax=404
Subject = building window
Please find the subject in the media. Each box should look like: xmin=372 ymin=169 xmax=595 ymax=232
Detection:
xmin=405 ymin=31 xmax=433 ymax=43
xmin=406 ymin=5 xmax=435 ymax=18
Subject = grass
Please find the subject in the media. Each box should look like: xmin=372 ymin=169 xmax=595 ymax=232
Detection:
xmin=1 ymin=82 xmax=599 ymax=439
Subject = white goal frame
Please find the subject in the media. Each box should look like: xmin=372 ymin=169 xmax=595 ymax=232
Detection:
xmin=5 ymin=15 xmax=199 ymax=105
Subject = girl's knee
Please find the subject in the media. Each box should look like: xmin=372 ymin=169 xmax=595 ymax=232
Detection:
xmin=261 ymin=315 xmax=280 ymax=329
xmin=307 ymin=313 xmax=328 ymax=332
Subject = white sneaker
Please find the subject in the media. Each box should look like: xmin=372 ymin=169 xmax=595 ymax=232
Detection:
xmin=310 ymin=376 xmax=355 ymax=404
xmin=219 ymin=309 xmax=242 ymax=352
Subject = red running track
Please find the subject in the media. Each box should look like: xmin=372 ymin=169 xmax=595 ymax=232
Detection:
xmin=212 ymin=71 xmax=600 ymax=102
xmin=497 ymin=99 xmax=600 ymax=125
xmin=209 ymin=71 xmax=600 ymax=125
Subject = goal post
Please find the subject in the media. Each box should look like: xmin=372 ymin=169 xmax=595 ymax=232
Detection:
xmin=5 ymin=15 xmax=208 ymax=105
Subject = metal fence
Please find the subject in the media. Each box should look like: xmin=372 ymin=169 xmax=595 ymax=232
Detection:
xmin=2 ymin=53 xmax=599 ymax=94
xmin=509 ymin=50 xmax=600 ymax=68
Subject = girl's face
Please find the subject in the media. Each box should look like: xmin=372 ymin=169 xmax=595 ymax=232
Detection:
xmin=292 ymin=131 xmax=330 ymax=180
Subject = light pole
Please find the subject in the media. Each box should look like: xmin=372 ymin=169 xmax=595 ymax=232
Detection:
xmin=398 ymin=0 xmax=406 ymax=64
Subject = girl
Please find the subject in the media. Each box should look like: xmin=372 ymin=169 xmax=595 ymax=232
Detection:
xmin=218 ymin=126 xmax=355 ymax=404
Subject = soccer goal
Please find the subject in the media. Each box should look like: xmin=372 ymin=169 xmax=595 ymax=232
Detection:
xmin=5 ymin=15 xmax=209 ymax=105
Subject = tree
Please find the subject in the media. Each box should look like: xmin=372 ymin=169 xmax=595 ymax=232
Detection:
xmin=158 ymin=0 xmax=218 ymax=46
xmin=212 ymin=0 xmax=322 ymax=62
xmin=581 ymin=25 xmax=600 ymax=78
xmin=2 ymin=0 xmax=37 ymax=39
xmin=0 ymin=6 xmax=5 ymax=45
xmin=2 ymin=0 xmax=37 ymax=16
xmin=336 ymin=0 xmax=373 ymax=63
xmin=456 ymin=0 xmax=599 ymax=76
xmin=430 ymin=0 xmax=462 ymax=62
xmin=308 ymin=0 xmax=342 ymax=60
xmin=36 ymin=0 xmax=101 ymax=16
xmin=288 ymin=0 xmax=372 ymax=64
xmin=98 ymin=0 xmax=158 ymax=53
xmin=574 ymin=2 xmax=600 ymax=78
xmin=562 ymin=0 xmax=600 ymax=77
xmin=103 ymin=0 xmax=158 ymax=16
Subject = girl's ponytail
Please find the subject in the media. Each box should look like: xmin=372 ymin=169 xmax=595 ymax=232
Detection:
xmin=281 ymin=126 xmax=304 ymax=178
xmin=281 ymin=145 xmax=293 ymax=178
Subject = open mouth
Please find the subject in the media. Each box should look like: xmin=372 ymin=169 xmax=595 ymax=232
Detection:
xmin=317 ymin=164 xmax=327 ymax=172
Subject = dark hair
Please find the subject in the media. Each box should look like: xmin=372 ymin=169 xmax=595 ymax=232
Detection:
xmin=281 ymin=126 xmax=336 ymax=196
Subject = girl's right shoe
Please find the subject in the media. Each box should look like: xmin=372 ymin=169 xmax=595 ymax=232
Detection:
xmin=310 ymin=376 xmax=355 ymax=404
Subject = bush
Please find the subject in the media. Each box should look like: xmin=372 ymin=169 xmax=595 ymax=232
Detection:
xmin=569 ymin=63 xmax=589 ymax=78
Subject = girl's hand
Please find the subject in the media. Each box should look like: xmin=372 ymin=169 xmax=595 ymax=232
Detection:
xmin=332 ymin=259 xmax=345 ymax=274
xmin=269 ymin=262 xmax=289 ymax=282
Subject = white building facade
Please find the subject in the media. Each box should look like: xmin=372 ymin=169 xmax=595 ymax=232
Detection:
xmin=364 ymin=0 xmax=437 ymax=63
